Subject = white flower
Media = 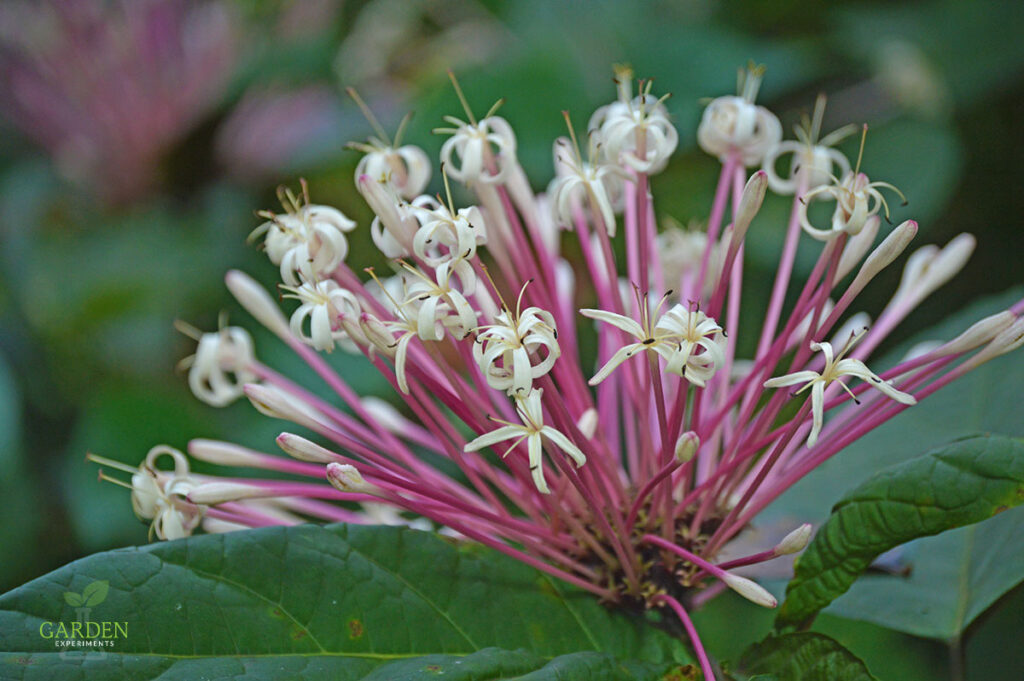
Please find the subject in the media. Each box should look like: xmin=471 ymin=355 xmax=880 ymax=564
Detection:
xmin=182 ymin=326 xmax=258 ymax=407
xmin=282 ymin=279 xmax=363 ymax=353
xmin=548 ymin=136 xmax=627 ymax=236
xmin=354 ymin=143 xmax=430 ymax=200
xmin=435 ymin=80 xmax=518 ymax=184
xmin=581 ymin=295 xmax=691 ymax=386
xmin=655 ymin=306 xmax=727 ymax=387
xmin=473 ymin=294 xmax=561 ymax=395
xmin=401 ymin=261 xmax=478 ymax=341
xmin=410 ymin=195 xmax=488 ymax=267
xmin=764 ymin=333 xmax=917 ymax=447
xmin=589 ymin=69 xmax=678 ymax=174
xmin=463 ymin=389 xmax=586 ymax=494
xmin=251 ymin=184 xmax=356 ymax=286
xmin=346 ymin=88 xmax=430 ymax=198
xmin=763 ymin=95 xmax=855 ymax=194
xmin=131 ymin=446 xmax=201 ymax=541
xmin=698 ymin=64 xmax=782 ymax=167
xmin=360 ymin=311 xmax=418 ymax=395
xmin=798 ymin=170 xmax=905 ymax=241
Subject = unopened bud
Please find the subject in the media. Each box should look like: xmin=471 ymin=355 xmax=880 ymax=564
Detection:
xmin=187 ymin=440 xmax=265 ymax=467
xmin=837 ymin=216 xmax=881 ymax=281
xmin=326 ymin=462 xmax=372 ymax=493
xmin=722 ymin=573 xmax=778 ymax=608
xmin=674 ymin=431 xmax=700 ymax=463
xmin=225 ymin=270 xmax=291 ymax=339
xmin=961 ymin=317 xmax=1024 ymax=370
xmin=774 ymin=523 xmax=813 ymax=556
xmin=244 ymin=384 xmax=326 ymax=431
xmin=924 ymin=233 xmax=975 ymax=293
xmin=935 ymin=311 xmax=1016 ymax=357
xmin=853 ymin=219 xmax=917 ymax=288
xmin=188 ymin=481 xmax=268 ymax=504
xmin=576 ymin=408 xmax=599 ymax=439
xmin=896 ymin=234 xmax=975 ymax=306
xmin=276 ymin=432 xmax=342 ymax=463
xmin=732 ymin=170 xmax=768 ymax=244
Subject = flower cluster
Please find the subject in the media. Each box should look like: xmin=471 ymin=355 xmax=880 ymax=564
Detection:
xmin=93 ymin=65 xmax=1024 ymax=679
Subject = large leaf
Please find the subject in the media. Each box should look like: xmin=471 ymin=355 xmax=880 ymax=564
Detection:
xmin=763 ymin=288 xmax=1024 ymax=638
xmin=739 ymin=633 xmax=878 ymax=681
xmin=0 ymin=524 xmax=690 ymax=680
xmin=777 ymin=435 xmax=1024 ymax=630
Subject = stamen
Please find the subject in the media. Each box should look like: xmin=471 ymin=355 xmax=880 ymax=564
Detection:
xmin=447 ymin=70 xmax=477 ymax=126
xmin=346 ymin=87 xmax=391 ymax=146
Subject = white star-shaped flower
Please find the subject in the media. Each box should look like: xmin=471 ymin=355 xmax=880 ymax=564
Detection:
xmin=764 ymin=333 xmax=917 ymax=447
xmin=463 ymin=389 xmax=586 ymax=494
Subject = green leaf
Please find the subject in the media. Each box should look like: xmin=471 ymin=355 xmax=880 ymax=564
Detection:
xmin=762 ymin=288 xmax=1024 ymax=638
xmin=62 ymin=592 xmax=83 ymax=608
xmin=740 ymin=633 xmax=878 ymax=681
xmin=0 ymin=524 xmax=689 ymax=680
xmin=777 ymin=435 xmax=1024 ymax=629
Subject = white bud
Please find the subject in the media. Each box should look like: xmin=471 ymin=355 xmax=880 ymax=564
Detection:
xmin=576 ymin=408 xmax=599 ymax=440
xmin=276 ymin=432 xmax=342 ymax=463
xmin=836 ymin=216 xmax=882 ymax=282
xmin=244 ymin=384 xmax=329 ymax=432
xmin=188 ymin=482 xmax=268 ymax=504
xmin=674 ymin=431 xmax=700 ymax=463
xmin=935 ymin=311 xmax=1016 ymax=357
xmin=326 ymin=462 xmax=372 ymax=493
xmin=187 ymin=440 xmax=265 ymax=467
xmin=774 ymin=523 xmax=813 ymax=555
xmin=961 ymin=317 xmax=1024 ymax=370
xmin=202 ymin=517 xmax=249 ymax=534
xmin=722 ymin=573 xmax=778 ymax=608
xmin=852 ymin=220 xmax=918 ymax=289
xmin=225 ymin=270 xmax=291 ymax=339
xmin=922 ymin=233 xmax=975 ymax=293
xmin=732 ymin=170 xmax=768 ymax=244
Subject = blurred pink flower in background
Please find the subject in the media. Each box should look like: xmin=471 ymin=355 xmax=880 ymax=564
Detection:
xmin=215 ymin=85 xmax=349 ymax=183
xmin=0 ymin=0 xmax=239 ymax=204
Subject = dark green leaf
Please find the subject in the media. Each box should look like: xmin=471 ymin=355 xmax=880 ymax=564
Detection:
xmin=740 ymin=633 xmax=878 ymax=681
xmin=0 ymin=524 xmax=689 ymax=680
xmin=777 ymin=435 xmax=1024 ymax=629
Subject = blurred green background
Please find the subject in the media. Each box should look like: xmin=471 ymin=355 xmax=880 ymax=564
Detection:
xmin=0 ymin=0 xmax=1021 ymax=679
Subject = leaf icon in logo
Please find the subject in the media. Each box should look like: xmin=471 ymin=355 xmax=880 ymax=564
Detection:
xmin=81 ymin=580 xmax=109 ymax=607
xmin=63 ymin=591 xmax=84 ymax=607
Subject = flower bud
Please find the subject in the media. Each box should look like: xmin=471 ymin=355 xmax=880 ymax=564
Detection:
xmin=732 ymin=170 xmax=768 ymax=245
xmin=188 ymin=481 xmax=268 ymax=504
xmin=934 ymin=311 xmax=1016 ymax=357
xmin=674 ymin=431 xmax=700 ymax=463
xmin=836 ymin=216 xmax=882 ymax=282
xmin=576 ymin=408 xmax=599 ymax=440
xmin=188 ymin=440 xmax=265 ymax=467
xmin=244 ymin=384 xmax=327 ymax=432
xmin=326 ymin=462 xmax=372 ymax=493
xmin=851 ymin=220 xmax=918 ymax=290
xmin=722 ymin=573 xmax=777 ymax=608
xmin=276 ymin=432 xmax=342 ymax=463
xmin=225 ymin=270 xmax=291 ymax=340
xmin=774 ymin=523 xmax=813 ymax=555
xmin=960 ymin=317 xmax=1024 ymax=370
